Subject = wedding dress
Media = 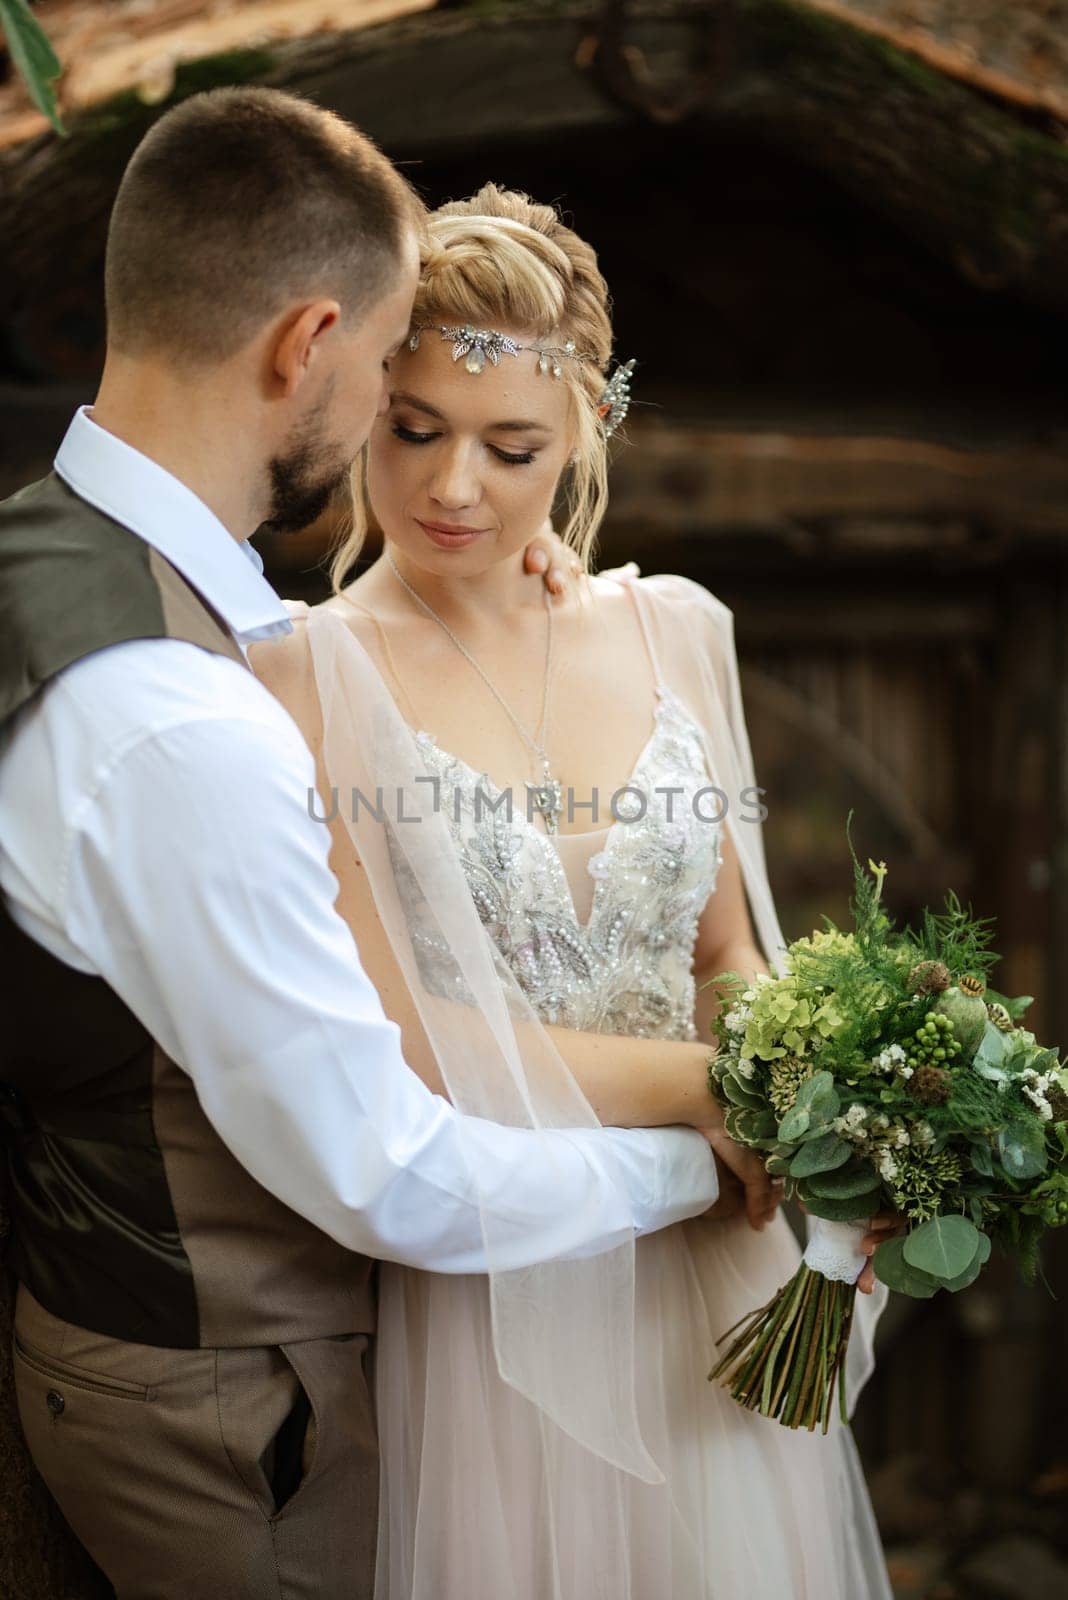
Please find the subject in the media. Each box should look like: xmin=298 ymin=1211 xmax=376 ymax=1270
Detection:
xmin=300 ymin=570 xmax=893 ymax=1600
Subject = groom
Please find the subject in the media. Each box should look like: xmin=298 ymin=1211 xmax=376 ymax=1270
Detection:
xmin=0 ymin=89 xmax=757 ymax=1599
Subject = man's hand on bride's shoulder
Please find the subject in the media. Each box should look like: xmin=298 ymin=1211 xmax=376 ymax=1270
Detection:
xmin=523 ymin=520 xmax=583 ymax=595
xmin=700 ymin=1126 xmax=783 ymax=1232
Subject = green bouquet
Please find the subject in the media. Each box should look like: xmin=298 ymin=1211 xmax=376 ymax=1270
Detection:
xmin=706 ymin=843 xmax=1068 ymax=1433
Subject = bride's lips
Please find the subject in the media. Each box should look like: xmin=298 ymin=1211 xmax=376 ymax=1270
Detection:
xmin=415 ymin=518 xmax=489 ymax=550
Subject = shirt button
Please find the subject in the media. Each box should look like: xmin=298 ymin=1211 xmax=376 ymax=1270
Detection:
xmin=46 ymin=1390 xmax=65 ymax=1417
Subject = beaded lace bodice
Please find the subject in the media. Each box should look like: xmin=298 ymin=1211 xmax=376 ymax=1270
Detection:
xmin=412 ymin=683 xmax=723 ymax=1041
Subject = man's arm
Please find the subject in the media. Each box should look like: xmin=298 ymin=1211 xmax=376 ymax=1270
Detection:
xmin=50 ymin=700 xmax=717 ymax=1272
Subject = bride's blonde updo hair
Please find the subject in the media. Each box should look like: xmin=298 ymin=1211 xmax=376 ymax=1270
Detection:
xmin=330 ymin=183 xmax=616 ymax=590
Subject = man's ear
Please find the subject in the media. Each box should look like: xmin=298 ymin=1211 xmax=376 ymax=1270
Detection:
xmin=271 ymin=299 xmax=341 ymax=397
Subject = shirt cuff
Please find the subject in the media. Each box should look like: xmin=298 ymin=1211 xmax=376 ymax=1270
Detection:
xmin=598 ymin=1125 xmax=719 ymax=1237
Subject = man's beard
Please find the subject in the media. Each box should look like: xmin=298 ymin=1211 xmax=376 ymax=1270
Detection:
xmin=259 ymin=390 xmax=352 ymax=538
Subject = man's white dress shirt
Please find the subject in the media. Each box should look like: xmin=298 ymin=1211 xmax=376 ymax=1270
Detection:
xmin=0 ymin=408 xmax=717 ymax=1273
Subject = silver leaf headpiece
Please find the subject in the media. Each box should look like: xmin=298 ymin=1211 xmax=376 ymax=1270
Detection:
xmin=408 ymin=322 xmax=593 ymax=378
xmin=407 ymin=323 xmax=636 ymax=433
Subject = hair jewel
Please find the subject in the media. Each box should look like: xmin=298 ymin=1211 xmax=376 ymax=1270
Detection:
xmin=598 ymin=359 xmax=636 ymax=437
xmin=408 ymin=322 xmax=595 ymax=379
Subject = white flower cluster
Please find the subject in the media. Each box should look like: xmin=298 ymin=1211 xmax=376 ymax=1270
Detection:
xmin=871 ymin=1043 xmax=908 ymax=1077
xmin=1021 ymin=1067 xmax=1054 ymax=1121
xmin=725 ymin=1009 xmax=749 ymax=1037
xmin=833 ymin=1103 xmax=869 ymax=1142
xmin=866 ymin=1117 xmax=912 ymax=1183
xmin=736 ymin=1057 xmax=756 ymax=1080
xmin=831 ymin=1102 xmax=913 ymax=1187
xmin=875 ymin=1148 xmax=900 ymax=1182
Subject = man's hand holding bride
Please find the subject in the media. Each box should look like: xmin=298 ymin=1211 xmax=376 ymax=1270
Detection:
xmin=701 ymin=1125 xmax=784 ymax=1231
xmin=522 ymin=520 xmax=583 ymax=594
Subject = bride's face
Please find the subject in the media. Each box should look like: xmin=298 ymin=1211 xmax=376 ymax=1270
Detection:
xmin=366 ymin=326 xmax=574 ymax=574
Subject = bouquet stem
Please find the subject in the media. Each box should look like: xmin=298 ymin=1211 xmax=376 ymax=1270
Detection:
xmin=709 ymin=1219 xmax=866 ymax=1432
xmin=709 ymin=1264 xmax=856 ymax=1432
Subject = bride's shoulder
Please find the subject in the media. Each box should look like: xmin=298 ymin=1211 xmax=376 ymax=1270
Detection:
xmin=594 ymin=566 xmax=734 ymax=632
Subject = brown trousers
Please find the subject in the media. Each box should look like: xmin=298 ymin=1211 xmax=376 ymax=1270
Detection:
xmin=12 ymin=1286 xmax=379 ymax=1600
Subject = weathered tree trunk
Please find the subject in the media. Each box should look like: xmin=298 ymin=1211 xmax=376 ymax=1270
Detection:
xmin=3 ymin=1 xmax=1068 ymax=320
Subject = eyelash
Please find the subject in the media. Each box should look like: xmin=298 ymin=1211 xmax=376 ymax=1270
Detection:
xmin=391 ymin=423 xmax=536 ymax=467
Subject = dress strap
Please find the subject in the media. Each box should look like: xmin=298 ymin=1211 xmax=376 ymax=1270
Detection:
xmin=618 ymin=571 xmax=663 ymax=688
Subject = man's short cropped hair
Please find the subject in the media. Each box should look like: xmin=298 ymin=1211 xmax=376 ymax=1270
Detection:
xmin=104 ymin=86 xmax=420 ymax=366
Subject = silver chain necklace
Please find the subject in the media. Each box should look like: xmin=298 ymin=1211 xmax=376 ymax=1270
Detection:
xmin=386 ymin=551 xmax=563 ymax=833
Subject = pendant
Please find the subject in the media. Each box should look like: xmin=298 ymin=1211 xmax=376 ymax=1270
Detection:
xmin=529 ymin=764 xmax=563 ymax=835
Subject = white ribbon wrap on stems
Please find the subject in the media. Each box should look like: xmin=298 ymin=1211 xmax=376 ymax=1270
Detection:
xmin=802 ymin=1218 xmax=870 ymax=1284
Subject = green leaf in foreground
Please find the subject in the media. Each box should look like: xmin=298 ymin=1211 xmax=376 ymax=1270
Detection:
xmin=778 ymin=1071 xmax=840 ymax=1144
xmin=778 ymin=1104 xmax=810 ymax=1142
xmin=998 ymin=1120 xmax=1048 ymax=1180
xmin=796 ymin=1181 xmax=882 ymax=1223
xmin=903 ymin=1215 xmax=982 ymax=1280
xmin=873 ymin=1236 xmax=941 ymax=1298
xmin=0 ymin=0 xmax=65 ymax=134
xmin=805 ymin=1158 xmax=882 ymax=1201
xmin=796 ymin=1071 xmax=839 ymax=1120
xmin=720 ymin=1074 xmax=766 ymax=1111
xmin=969 ymin=1139 xmax=994 ymax=1178
xmin=972 ymin=1022 xmax=1011 ymax=1082
xmin=942 ymin=1234 xmax=991 ymax=1293
xmin=789 ymin=1132 xmax=852 ymax=1179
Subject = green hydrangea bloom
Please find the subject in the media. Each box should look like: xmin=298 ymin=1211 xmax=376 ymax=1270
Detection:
xmin=742 ymin=976 xmax=819 ymax=1061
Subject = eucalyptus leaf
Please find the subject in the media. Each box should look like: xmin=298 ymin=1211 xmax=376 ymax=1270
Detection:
xmin=997 ymin=1120 xmax=1048 ymax=1180
xmin=969 ymin=1140 xmax=994 ymax=1178
xmin=805 ymin=1157 xmax=881 ymax=1200
xmin=0 ymin=0 xmax=65 ymax=133
xmin=973 ymin=1023 xmax=1011 ymax=1082
xmin=796 ymin=1181 xmax=882 ymax=1223
xmin=789 ymin=1132 xmax=852 ymax=1179
xmin=903 ymin=1215 xmax=982 ymax=1281
xmin=873 ymin=1236 xmax=941 ymax=1298
xmin=778 ymin=1105 xmax=811 ymax=1143
xmin=793 ymin=1071 xmax=840 ymax=1122
xmin=943 ymin=1233 xmax=992 ymax=1293
xmin=808 ymin=1081 xmax=841 ymax=1123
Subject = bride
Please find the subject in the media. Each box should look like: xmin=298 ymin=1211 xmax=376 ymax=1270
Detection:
xmin=253 ymin=184 xmax=894 ymax=1599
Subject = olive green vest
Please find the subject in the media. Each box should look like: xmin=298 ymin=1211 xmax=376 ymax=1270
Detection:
xmin=0 ymin=474 xmax=376 ymax=1347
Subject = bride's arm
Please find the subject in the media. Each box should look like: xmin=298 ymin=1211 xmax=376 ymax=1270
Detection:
xmin=327 ymin=821 xmax=726 ymax=1131
xmin=692 ymin=828 xmax=769 ymax=1045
